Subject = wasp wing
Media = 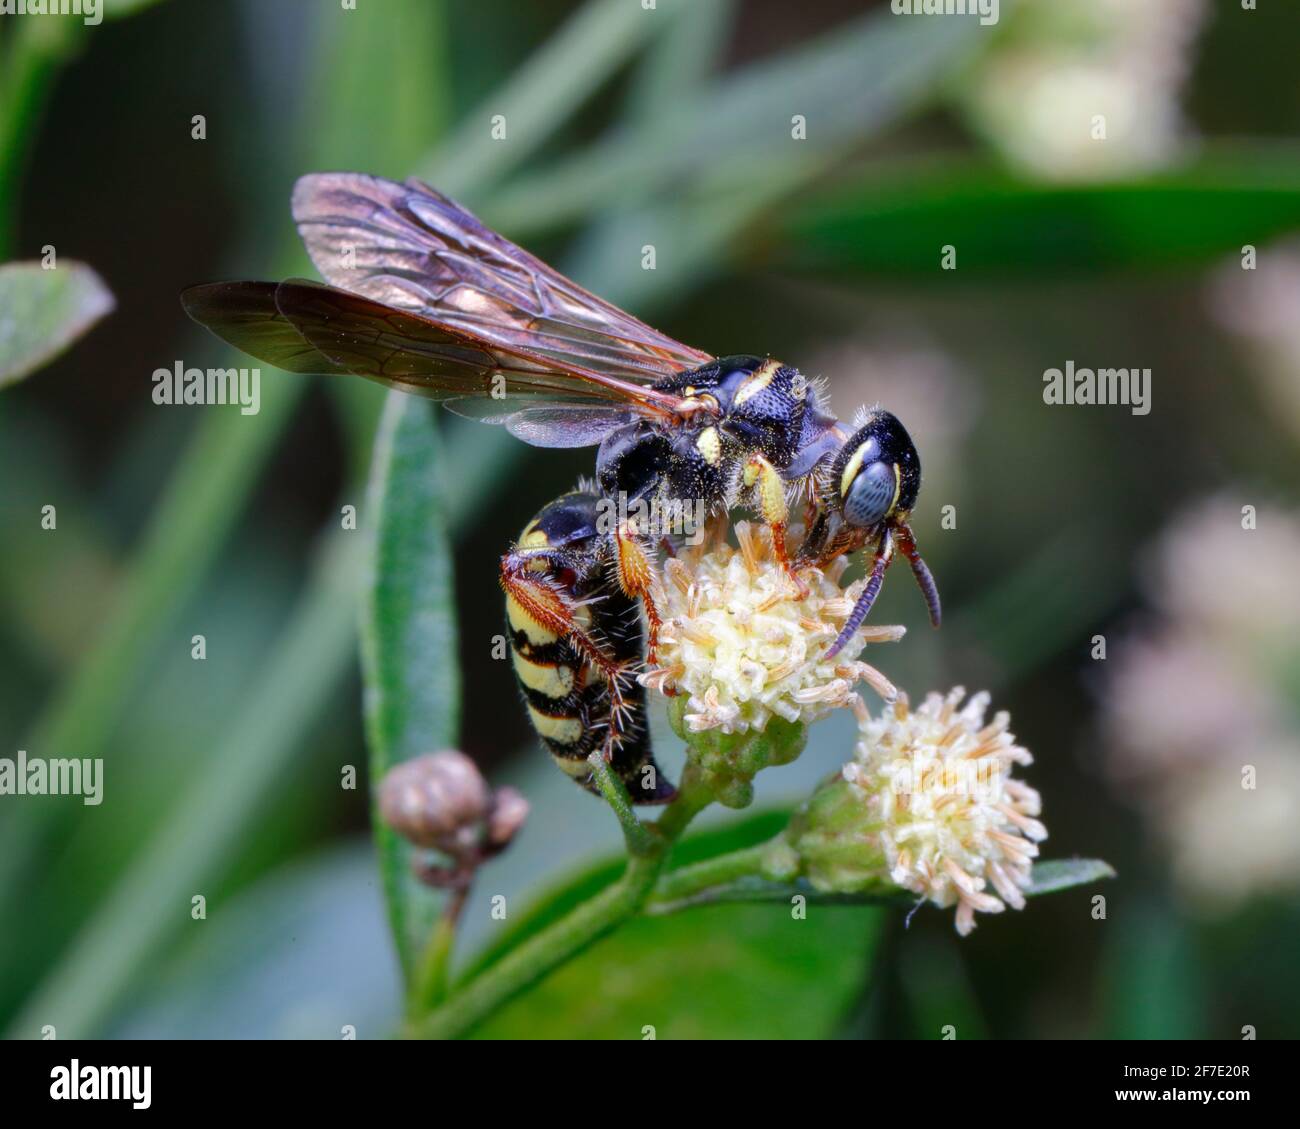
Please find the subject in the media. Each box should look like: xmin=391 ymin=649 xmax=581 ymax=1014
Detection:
xmin=291 ymin=172 xmax=714 ymax=384
xmin=440 ymin=398 xmax=637 ymax=448
xmin=182 ymin=277 xmax=667 ymax=447
xmin=180 ymin=281 xmax=353 ymax=375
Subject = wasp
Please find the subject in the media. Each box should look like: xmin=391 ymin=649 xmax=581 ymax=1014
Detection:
xmin=182 ymin=173 xmax=941 ymax=792
xmin=502 ymin=489 xmax=675 ymax=803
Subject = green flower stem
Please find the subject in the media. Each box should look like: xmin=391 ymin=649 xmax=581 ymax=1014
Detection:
xmin=409 ymin=853 xmax=659 ymax=1039
xmin=648 ymin=842 xmax=774 ymax=906
xmin=586 ymin=750 xmax=657 ymax=857
xmin=409 ymin=886 xmax=469 ymax=1016
xmin=408 ymin=763 xmax=715 ymax=1039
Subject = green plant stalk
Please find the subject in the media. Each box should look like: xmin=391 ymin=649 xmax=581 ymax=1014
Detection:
xmin=420 ymin=0 xmax=671 ymax=197
xmin=410 ymin=886 xmax=469 ymax=1016
xmin=648 ymin=841 xmax=774 ymax=903
xmin=0 ymin=17 xmax=81 ymax=258
xmin=586 ymin=750 xmax=657 ymax=856
xmin=408 ymin=763 xmax=714 ymax=1039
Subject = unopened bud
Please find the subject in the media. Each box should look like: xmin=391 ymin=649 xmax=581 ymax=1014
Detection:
xmin=379 ymin=750 xmax=492 ymax=855
xmin=486 ymin=786 xmax=529 ymax=848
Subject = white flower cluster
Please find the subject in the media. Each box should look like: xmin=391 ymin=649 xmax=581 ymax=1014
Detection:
xmin=845 ymin=689 xmax=1048 ymax=935
xmin=965 ymin=0 xmax=1207 ymax=180
xmin=642 ymin=521 xmax=904 ymax=734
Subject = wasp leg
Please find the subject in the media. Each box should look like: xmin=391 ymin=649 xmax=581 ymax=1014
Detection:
xmin=893 ymin=520 xmax=942 ymax=628
xmin=612 ymin=522 xmax=670 ymax=678
xmin=826 ymin=527 xmax=895 ymax=660
xmin=743 ymin=452 xmax=808 ymax=597
xmin=499 ymin=554 xmax=636 ymax=753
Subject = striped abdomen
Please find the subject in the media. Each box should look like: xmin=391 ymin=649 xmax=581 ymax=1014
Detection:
xmin=505 ymin=493 xmax=675 ymax=805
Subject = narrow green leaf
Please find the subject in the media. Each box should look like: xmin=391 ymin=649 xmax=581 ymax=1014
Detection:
xmin=649 ymin=857 xmax=1116 ymax=914
xmin=0 ymin=261 xmax=113 ymax=387
xmin=422 ymin=0 xmax=671 ymax=198
xmin=778 ymin=148 xmax=1300 ymax=278
xmin=4 ymin=532 xmax=363 ymax=1038
xmin=1026 ymin=858 xmax=1117 ymax=896
xmin=360 ymin=393 xmax=460 ymax=982
xmin=1102 ymin=904 xmax=1207 ymax=1039
xmin=102 ymin=0 xmax=169 ymax=18
xmin=483 ymin=6 xmax=991 ymax=237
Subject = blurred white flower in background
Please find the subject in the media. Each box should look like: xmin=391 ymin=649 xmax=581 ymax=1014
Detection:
xmin=809 ymin=338 xmax=978 ymax=474
xmin=965 ymin=0 xmax=1207 ymax=180
xmin=1209 ymin=246 xmax=1300 ymax=445
xmin=1100 ymin=496 xmax=1300 ymax=911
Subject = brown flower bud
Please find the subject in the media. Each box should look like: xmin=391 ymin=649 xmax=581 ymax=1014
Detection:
xmin=486 ymin=786 xmax=530 ymax=849
xmin=379 ymin=750 xmax=492 ymax=855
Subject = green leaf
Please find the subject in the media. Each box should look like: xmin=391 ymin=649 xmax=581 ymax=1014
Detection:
xmin=360 ymin=393 xmax=460 ymax=983
xmin=1026 ymin=857 xmax=1117 ymax=896
xmin=778 ymin=148 xmax=1300 ymax=278
xmin=463 ymin=811 xmax=790 ymax=981
xmin=464 ymin=812 xmax=877 ymax=1040
xmin=4 ymin=532 xmax=364 ymax=1038
xmin=472 ymin=902 xmax=881 ymax=1040
xmin=0 ymin=261 xmax=113 ymax=387
xmin=444 ymin=812 xmax=850 ymax=1038
xmin=1102 ymin=903 xmax=1207 ymax=1039
xmin=486 ymin=6 xmax=994 ymax=238
xmin=102 ymin=0 xmax=169 ymax=18
xmin=649 ymin=857 xmax=1116 ymax=914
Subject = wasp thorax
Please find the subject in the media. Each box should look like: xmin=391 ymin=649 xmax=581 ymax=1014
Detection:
xmin=835 ymin=410 xmax=921 ymax=528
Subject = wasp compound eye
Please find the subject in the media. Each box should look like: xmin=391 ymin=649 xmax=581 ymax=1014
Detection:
xmin=844 ymin=459 xmax=898 ymax=528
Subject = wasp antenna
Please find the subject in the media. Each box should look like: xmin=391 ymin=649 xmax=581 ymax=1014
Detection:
xmin=911 ymin=551 xmax=941 ymax=628
xmin=895 ymin=521 xmax=941 ymax=629
xmin=826 ymin=545 xmax=890 ymax=659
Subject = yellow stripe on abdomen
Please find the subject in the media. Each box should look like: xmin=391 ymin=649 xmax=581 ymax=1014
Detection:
xmin=511 ymin=650 xmax=576 ymax=697
xmin=526 ymin=705 xmax=583 ymax=744
xmin=551 ymin=753 xmax=591 ymax=777
xmin=506 ymin=593 xmax=558 ymax=644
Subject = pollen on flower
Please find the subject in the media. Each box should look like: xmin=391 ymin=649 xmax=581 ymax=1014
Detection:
xmin=844 ymin=688 xmax=1048 ymax=936
xmin=640 ymin=520 xmax=904 ymax=734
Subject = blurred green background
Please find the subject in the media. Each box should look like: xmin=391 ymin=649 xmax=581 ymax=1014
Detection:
xmin=3 ymin=0 xmax=1300 ymax=1039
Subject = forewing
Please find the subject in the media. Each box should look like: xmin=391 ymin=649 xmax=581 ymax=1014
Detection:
xmin=271 ymin=278 xmax=687 ymax=418
xmin=291 ymin=172 xmax=713 ymax=382
xmin=180 ymin=281 xmax=352 ymax=375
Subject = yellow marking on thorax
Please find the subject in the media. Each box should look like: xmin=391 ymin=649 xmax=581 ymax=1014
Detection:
xmin=734 ymin=358 xmax=782 ymax=405
xmin=518 ymin=525 xmax=552 ymax=572
xmin=695 ymin=426 xmax=722 ymax=465
xmin=506 ymin=593 xmax=559 ymax=644
xmin=840 ymin=441 xmax=870 ymax=498
xmin=511 ymin=650 xmax=576 ymax=697
xmin=527 ymin=705 xmax=583 ymax=744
